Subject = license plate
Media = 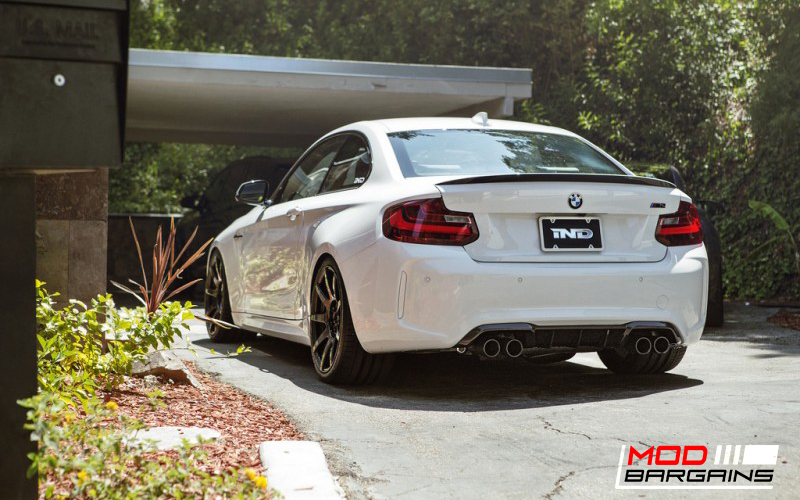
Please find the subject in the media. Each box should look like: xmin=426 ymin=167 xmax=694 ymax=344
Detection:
xmin=539 ymin=217 xmax=603 ymax=251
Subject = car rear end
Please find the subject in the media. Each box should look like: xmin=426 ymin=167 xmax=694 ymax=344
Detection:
xmin=351 ymin=121 xmax=707 ymax=372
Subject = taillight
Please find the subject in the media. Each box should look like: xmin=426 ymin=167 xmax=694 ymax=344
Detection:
xmin=382 ymin=198 xmax=479 ymax=245
xmin=655 ymin=201 xmax=703 ymax=246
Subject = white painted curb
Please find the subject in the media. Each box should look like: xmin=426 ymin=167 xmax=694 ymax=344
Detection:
xmin=259 ymin=441 xmax=346 ymax=500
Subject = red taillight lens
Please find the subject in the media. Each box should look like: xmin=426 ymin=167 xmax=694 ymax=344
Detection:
xmin=382 ymin=198 xmax=479 ymax=245
xmin=655 ymin=201 xmax=703 ymax=246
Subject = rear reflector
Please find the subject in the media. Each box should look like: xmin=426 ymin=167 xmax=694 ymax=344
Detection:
xmin=655 ymin=201 xmax=703 ymax=246
xmin=382 ymin=198 xmax=479 ymax=245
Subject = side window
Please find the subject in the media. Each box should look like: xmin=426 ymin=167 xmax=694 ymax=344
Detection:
xmin=277 ymin=137 xmax=345 ymax=204
xmin=319 ymin=136 xmax=371 ymax=194
xmin=201 ymin=167 xmax=231 ymax=211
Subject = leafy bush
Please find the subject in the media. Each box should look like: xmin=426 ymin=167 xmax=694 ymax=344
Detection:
xmin=36 ymin=281 xmax=194 ymax=406
xmin=748 ymin=200 xmax=800 ymax=276
xmin=20 ymin=394 xmax=272 ymax=500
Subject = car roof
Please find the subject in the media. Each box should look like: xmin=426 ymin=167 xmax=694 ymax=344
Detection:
xmin=224 ymin=156 xmax=293 ymax=169
xmin=367 ymin=117 xmax=579 ymax=137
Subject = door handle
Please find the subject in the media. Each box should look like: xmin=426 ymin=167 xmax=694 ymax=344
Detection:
xmin=233 ymin=233 xmax=243 ymax=239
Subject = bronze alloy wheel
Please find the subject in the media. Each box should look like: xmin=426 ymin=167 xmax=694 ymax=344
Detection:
xmin=310 ymin=264 xmax=343 ymax=374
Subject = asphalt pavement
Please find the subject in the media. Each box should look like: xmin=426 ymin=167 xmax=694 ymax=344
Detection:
xmin=176 ymin=303 xmax=800 ymax=499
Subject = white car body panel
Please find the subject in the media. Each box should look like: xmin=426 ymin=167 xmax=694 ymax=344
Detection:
xmin=209 ymin=117 xmax=708 ymax=355
xmin=437 ymin=182 xmax=680 ymax=262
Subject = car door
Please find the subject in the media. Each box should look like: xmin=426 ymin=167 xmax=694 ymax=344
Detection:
xmin=238 ymin=136 xmax=346 ymax=319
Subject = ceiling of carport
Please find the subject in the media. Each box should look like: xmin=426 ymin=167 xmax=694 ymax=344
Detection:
xmin=126 ymin=49 xmax=532 ymax=147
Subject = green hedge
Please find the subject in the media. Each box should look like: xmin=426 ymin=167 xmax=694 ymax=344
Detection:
xmin=121 ymin=0 xmax=799 ymax=299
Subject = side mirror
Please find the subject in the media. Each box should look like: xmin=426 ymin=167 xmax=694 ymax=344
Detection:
xmin=180 ymin=193 xmax=200 ymax=210
xmin=235 ymin=180 xmax=269 ymax=206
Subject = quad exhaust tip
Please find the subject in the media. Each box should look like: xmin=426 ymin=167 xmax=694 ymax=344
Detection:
xmin=634 ymin=335 xmax=673 ymax=355
xmin=505 ymin=338 xmax=524 ymax=358
xmin=653 ymin=336 xmax=671 ymax=354
xmin=634 ymin=337 xmax=652 ymax=355
xmin=483 ymin=338 xmax=501 ymax=358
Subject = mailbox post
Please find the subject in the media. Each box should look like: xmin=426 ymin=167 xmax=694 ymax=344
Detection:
xmin=0 ymin=1 xmax=128 ymax=498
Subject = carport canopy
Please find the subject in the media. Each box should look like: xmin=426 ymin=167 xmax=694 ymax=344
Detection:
xmin=126 ymin=49 xmax=532 ymax=147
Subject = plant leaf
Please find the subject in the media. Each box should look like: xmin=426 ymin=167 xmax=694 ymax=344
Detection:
xmin=128 ymin=217 xmax=149 ymax=294
xmin=749 ymin=200 xmax=790 ymax=231
xmin=163 ymin=278 xmax=203 ymax=302
xmin=173 ymin=225 xmax=199 ymax=268
xmin=745 ymin=235 xmax=788 ymax=261
xmin=110 ymin=281 xmax=148 ymax=307
xmin=194 ymin=312 xmax=235 ymax=329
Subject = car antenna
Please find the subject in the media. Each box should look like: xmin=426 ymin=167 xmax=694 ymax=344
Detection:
xmin=471 ymin=111 xmax=489 ymax=126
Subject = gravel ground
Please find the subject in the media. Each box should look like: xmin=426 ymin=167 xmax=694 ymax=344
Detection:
xmin=105 ymin=362 xmax=302 ymax=471
xmin=175 ymin=303 xmax=800 ymax=499
xmin=769 ymin=309 xmax=800 ymax=331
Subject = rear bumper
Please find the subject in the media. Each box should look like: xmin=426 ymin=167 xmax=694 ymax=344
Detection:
xmin=341 ymin=240 xmax=708 ymax=354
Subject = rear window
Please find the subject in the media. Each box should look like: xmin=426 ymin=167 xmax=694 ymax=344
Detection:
xmin=388 ymin=129 xmax=624 ymax=177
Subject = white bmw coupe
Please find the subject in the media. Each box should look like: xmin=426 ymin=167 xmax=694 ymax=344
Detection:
xmin=205 ymin=114 xmax=707 ymax=384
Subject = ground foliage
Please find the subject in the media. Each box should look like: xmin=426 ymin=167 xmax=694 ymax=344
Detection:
xmin=21 ymin=394 xmax=274 ymax=500
xmin=35 ymin=281 xmax=193 ymax=405
xmin=122 ymin=0 xmax=800 ymax=299
xmin=28 ymin=283 xmax=281 ymax=498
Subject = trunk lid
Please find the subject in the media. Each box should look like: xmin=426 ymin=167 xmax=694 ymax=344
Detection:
xmin=436 ymin=174 xmax=683 ymax=263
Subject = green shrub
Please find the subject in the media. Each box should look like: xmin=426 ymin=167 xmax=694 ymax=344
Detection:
xmin=36 ymin=281 xmax=194 ymax=406
xmin=20 ymin=394 xmax=272 ymax=500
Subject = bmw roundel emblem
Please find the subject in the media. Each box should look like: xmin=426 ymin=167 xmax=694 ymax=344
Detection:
xmin=568 ymin=193 xmax=583 ymax=209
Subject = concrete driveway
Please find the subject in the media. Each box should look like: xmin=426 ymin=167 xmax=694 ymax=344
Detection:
xmin=177 ymin=303 xmax=800 ymax=499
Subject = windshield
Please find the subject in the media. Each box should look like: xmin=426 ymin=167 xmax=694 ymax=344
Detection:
xmin=388 ymin=129 xmax=625 ymax=177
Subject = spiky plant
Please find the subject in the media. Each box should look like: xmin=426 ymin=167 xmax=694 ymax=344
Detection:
xmin=112 ymin=217 xmax=212 ymax=314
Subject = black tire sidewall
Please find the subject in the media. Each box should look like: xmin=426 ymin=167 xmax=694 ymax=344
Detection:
xmin=205 ymin=251 xmax=239 ymax=342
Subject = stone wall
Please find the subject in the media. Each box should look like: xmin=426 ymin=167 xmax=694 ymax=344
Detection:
xmin=35 ymin=169 xmax=107 ymax=303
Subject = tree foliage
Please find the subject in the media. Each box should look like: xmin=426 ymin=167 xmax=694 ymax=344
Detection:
xmin=121 ymin=0 xmax=800 ymax=299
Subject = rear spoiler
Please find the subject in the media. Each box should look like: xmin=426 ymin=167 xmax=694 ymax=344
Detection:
xmin=436 ymin=173 xmax=675 ymax=189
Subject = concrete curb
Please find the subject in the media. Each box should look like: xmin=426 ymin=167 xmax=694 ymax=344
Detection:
xmin=259 ymin=441 xmax=346 ymax=500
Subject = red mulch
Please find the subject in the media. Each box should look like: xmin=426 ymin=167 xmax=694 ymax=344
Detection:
xmin=769 ymin=309 xmax=800 ymax=331
xmin=101 ymin=361 xmax=303 ymax=472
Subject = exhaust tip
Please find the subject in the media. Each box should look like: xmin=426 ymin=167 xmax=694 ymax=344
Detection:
xmin=634 ymin=337 xmax=652 ymax=355
xmin=483 ymin=338 xmax=501 ymax=358
xmin=505 ymin=338 xmax=524 ymax=358
xmin=653 ymin=336 xmax=671 ymax=354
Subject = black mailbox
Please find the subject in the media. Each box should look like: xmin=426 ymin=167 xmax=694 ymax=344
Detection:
xmin=0 ymin=0 xmax=129 ymax=169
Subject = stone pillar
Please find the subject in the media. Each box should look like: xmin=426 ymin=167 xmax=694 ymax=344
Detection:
xmin=35 ymin=169 xmax=108 ymax=303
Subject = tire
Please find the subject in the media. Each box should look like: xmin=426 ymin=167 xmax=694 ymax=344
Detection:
xmin=598 ymin=346 xmax=687 ymax=374
xmin=309 ymin=257 xmax=393 ymax=384
xmin=204 ymin=251 xmax=249 ymax=343
xmin=524 ymin=353 xmax=575 ymax=364
xmin=699 ymin=208 xmax=724 ymax=327
xmin=705 ymin=280 xmax=724 ymax=327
